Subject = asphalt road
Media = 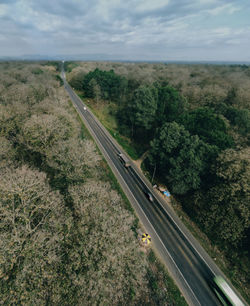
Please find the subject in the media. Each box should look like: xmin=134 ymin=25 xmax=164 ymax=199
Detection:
xmin=61 ymin=66 xmax=243 ymax=306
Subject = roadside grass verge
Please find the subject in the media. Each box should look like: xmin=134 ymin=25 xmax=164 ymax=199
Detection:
xmin=147 ymin=249 xmax=187 ymax=305
xmin=170 ymin=197 xmax=250 ymax=305
xmin=77 ymin=94 xmax=144 ymax=160
xmin=68 ymin=89 xmax=188 ymax=305
xmin=72 ymin=92 xmax=249 ymax=304
xmin=141 ymin=148 xmax=250 ymax=304
xmin=67 ymin=99 xmax=91 ymax=140
xmin=107 ymin=128 xmax=143 ymax=160
xmin=67 ymin=97 xmax=137 ymax=224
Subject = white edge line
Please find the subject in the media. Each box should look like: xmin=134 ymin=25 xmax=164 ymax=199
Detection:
xmin=133 ymin=165 xmax=218 ymax=276
xmin=67 ymin=87 xmax=201 ymax=306
xmin=63 ymin=77 xmax=211 ymax=277
xmin=72 ymin=80 xmax=217 ymax=277
xmin=64 ymin=73 xmax=246 ymax=306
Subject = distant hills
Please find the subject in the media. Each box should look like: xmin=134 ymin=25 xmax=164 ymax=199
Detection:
xmin=0 ymin=54 xmax=249 ymax=65
xmin=0 ymin=53 xmax=124 ymax=61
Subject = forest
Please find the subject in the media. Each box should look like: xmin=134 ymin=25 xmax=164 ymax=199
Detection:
xmin=0 ymin=62 xmax=186 ymax=305
xmin=67 ymin=61 xmax=250 ymax=301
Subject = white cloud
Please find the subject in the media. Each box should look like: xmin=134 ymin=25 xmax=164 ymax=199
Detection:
xmin=0 ymin=4 xmax=8 ymax=16
xmin=212 ymin=27 xmax=231 ymax=37
xmin=197 ymin=0 xmax=217 ymax=4
xmin=206 ymin=3 xmax=241 ymax=16
xmin=135 ymin=0 xmax=170 ymax=12
xmin=0 ymin=0 xmax=249 ymax=61
xmin=36 ymin=16 xmax=62 ymax=32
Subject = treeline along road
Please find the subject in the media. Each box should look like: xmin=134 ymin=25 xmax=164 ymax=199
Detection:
xmin=62 ymin=64 xmax=246 ymax=306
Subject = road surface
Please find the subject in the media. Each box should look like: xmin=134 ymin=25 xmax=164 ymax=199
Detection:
xmin=61 ymin=65 xmax=244 ymax=306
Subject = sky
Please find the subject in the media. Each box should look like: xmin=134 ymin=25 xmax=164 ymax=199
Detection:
xmin=0 ymin=0 xmax=250 ymax=61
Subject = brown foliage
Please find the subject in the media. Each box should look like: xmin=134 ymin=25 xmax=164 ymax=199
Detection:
xmin=0 ymin=61 xmax=183 ymax=305
xmin=46 ymin=138 xmax=101 ymax=181
xmin=68 ymin=181 xmax=148 ymax=304
xmin=0 ymin=166 xmax=70 ymax=304
xmin=68 ymin=61 xmax=250 ymax=109
xmin=20 ymin=113 xmax=72 ymax=153
xmin=0 ymin=137 xmax=15 ymax=169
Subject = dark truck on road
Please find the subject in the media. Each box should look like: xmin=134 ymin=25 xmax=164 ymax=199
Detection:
xmin=118 ymin=153 xmax=130 ymax=168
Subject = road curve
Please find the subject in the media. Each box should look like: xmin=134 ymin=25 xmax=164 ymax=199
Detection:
xmin=61 ymin=65 xmax=243 ymax=306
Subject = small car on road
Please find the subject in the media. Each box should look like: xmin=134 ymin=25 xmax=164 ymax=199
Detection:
xmin=144 ymin=191 xmax=154 ymax=202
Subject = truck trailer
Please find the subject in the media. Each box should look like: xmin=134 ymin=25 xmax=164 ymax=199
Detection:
xmin=118 ymin=153 xmax=130 ymax=168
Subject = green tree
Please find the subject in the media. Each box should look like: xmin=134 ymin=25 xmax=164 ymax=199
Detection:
xmin=148 ymin=122 xmax=216 ymax=194
xmin=225 ymin=107 xmax=250 ymax=136
xmin=234 ymin=109 xmax=250 ymax=137
xmin=128 ymin=85 xmax=158 ymax=137
xmin=68 ymin=71 xmax=86 ymax=90
xmin=156 ymin=85 xmax=186 ymax=125
xmin=89 ymin=78 xmax=101 ymax=102
xmin=82 ymin=68 xmax=126 ymax=102
xmin=195 ymin=147 xmax=250 ymax=249
xmin=179 ymin=107 xmax=234 ymax=150
xmin=224 ymin=87 xmax=238 ymax=105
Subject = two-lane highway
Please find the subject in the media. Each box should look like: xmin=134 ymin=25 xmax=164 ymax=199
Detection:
xmin=62 ymin=65 xmax=242 ymax=306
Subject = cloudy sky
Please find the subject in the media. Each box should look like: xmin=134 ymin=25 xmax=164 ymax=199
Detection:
xmin=0 ymin=0 xmax=250 ymax=61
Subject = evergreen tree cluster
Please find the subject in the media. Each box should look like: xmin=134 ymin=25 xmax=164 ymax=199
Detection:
xmin=70 ymin=66 xmax=249 ymax=257
xmin=74 ymin=68 xmax=127 ymax=102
